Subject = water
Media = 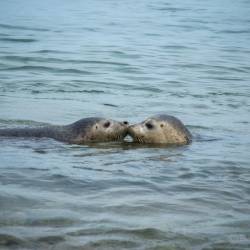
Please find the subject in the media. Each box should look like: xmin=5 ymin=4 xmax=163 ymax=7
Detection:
xmin=0 ymin=0 xmax=250 ymax=249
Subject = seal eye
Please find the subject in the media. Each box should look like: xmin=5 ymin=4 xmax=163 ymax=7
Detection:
xmin=103 ymin=121 xmax=110 ymax=128
xmin=160 ymin=124 xmax=164 ymax=128
xmin=145 ymin=122 xmax=154 ymax=130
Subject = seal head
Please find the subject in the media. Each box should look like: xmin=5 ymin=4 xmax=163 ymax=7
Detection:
xmin=128 ymin=114 xmax=192 ymax=145
xmin=69 ymin=117 xmax=129 ymax=144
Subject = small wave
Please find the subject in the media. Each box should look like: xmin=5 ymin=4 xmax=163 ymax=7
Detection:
xmin=1 ymin=55 xmax=40 ymax=62
xmin=54 ymin=89 xmax=105 ymax=94
xmin=214 ymin=65 xmax=248 ymax=73
xmin=166 ymin=24 xmax=194 ymax=30
xmin=73 ymin=166 xmax=113 ymax=173
xmin=17 ymin=166 xmax=49 ymax=171
xmin=187 ymin=125 xmax=211 ymax=130
xmin=195 ymin=136 xmax=221 ymax=142
xmin=0 ymin=37 xmax=37 ymax=43
xmin=144 ymin=32 xmax=162 ymax=37
xmin=156 ymin=7 xmax=189 ymax=12
xmin=28 ymin=89 xmax=106 ymax=95
xmin=0 ymin=234 xmax=25 ymax=247
xmin=0 ymin=66 xmax=93 ymax=75
xmin=0 ymin=118 xmax=48 ymax=127
xmin=33 ymin=149 xmax=48 ymax=154
xmin=201 ymin=76 xmax=244 ymax=81
xmin=1 ymin=55 xmax=130 ymax=67
xmin=132 ymin=86 xmax=162 ymax=93
xmin=208 ymin=91 xmax=249 ymax=97
xmin=178 ymin=172 xmax=197 ymax=179
xmin=0 ymin=216 xmax=76 ymax=227
xmin=0 ymin=23 xmax=49 ymax=32
xmin=0 ymin=33 xmax=10 ymax=37
xmin=26 ymin=217 xmax=77 ymax=227
xmin=83 ymin=239 xmax=138 ymax=249
xmin=220 ymin=29 xmax=250 ymax=34
xmin=103 ymin=103 xmax=119 ymax=107
xmin=67 ymin=227 xmax=184 ymax=241
xmin=161 ymin=45 xmax=194 ymax=50
xmin=111 ymin=50 xmax=142 ymax=59
xmin=34 ymin=49 xmax=74 ymax=54
xmin=73 ymin=59 xmax=129 ymax=67
xmin=34 ymin=235 xmax=65 ymax=245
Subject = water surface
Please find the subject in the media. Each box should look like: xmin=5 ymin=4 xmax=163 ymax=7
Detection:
xmin=0 ymin=0 xmax=250 ymax=249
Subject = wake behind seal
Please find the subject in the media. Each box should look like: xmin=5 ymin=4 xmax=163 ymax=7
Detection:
xmin=0 ymin=117 xmax=129 ymax=144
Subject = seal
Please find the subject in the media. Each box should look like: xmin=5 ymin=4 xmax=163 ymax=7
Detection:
xmin=128 ymin=114 xmax=192 ymax=145
xmin=0 ymin=117 xmax=129 ymax=144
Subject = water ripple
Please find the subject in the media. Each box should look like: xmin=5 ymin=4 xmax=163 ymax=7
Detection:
xmin=0 ymin=23 xmax=49 ymax=32
xmin=1 ymin=55 xmax=130 ymax=66
xmin=0 ymin=66 xmax=93 ymax=75
xmin=0 ymin=37 xmax=37 ymax=43
xmin=0 ymin=0 xmax=250 ymax=249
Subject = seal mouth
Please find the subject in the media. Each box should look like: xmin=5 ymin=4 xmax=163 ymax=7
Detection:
xmin=113 ymin=128 xmax=129 ymax=141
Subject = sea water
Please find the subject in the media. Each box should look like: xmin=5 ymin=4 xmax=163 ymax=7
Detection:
xmin=0 ymin=0 xmax=250 ymax=249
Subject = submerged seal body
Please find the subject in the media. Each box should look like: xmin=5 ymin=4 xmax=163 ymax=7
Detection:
xmin=0 ymin=117 xmax=129 ymax=144
xmin=128 ymin=114 xmax=192 ymax=145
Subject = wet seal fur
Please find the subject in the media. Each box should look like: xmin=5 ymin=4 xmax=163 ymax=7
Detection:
xmin=0 ymin=117 xmax=129 ymax=144
xmin=128 ymin=114 xmax=192 ymax=145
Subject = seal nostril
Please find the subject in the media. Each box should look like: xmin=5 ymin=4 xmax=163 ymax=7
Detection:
xmin=123 ymin=121 xmax=129 ymax=125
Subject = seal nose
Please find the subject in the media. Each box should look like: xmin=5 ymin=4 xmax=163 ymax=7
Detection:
xmin=123 ymin=121 xmax=129 ymax=125
xmin=127 ymin=124 xmax=136 ymax=136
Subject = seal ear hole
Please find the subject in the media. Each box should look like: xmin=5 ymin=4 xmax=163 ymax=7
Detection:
xmin=95 ymin=125 xmax=98 ymax=130
xmin=103 ymin=121 xmax=111 ymax=128
xmin=145 ymin=122 xmax=154 ymax=130
xmin=160 ymin=124 xmax=164 ymax=128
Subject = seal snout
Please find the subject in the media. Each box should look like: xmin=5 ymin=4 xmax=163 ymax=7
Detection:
xmin=122 ymin=121 xmax=130 ymax=136
xmin=127 ymin=124 xmax=137 ymax=136
xmin=120 ymin=121 xmax=129 ymax=132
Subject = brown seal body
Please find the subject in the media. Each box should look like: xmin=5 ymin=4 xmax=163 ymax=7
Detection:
xmin=0 ymin=117 xmax=129 ymax=144
xmin=128 ymin=114 xmax=192 ymax=145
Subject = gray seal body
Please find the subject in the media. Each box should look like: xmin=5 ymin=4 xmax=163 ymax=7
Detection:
xmin=128 ymin=114 xmax=192 ymax=145
xmin=0 ymin=117 xmax=129 ymax=144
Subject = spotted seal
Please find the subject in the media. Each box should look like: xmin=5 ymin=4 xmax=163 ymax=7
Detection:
xmin=128 ymin=114 xmax=192 ymax=145
xmin=0 ymin=117 xmax=129 ymax=144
